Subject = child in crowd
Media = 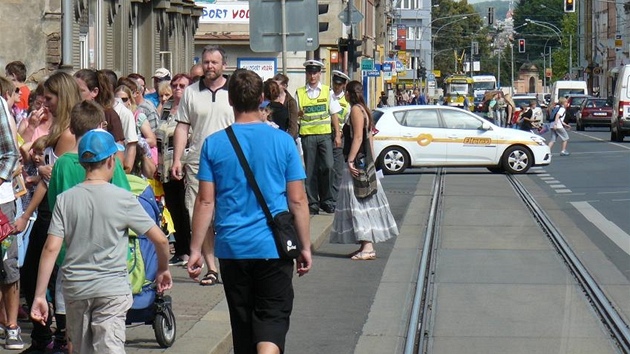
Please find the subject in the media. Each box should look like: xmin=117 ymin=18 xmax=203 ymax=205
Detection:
xmin=30 ymin=128 xmax=172 ymax=353
xmin=14 ymin=101 xmax=131 ymax=352
xmin=18 ymin=135 xmax=47 ymax=207
xmin=259 ymin=101 xmax=279 ymax=129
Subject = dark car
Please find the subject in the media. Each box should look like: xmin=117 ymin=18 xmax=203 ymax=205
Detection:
xmin=575 ymin=98 xmax=612 ymax=131
xmin=565 ymin=95 xmax=592 ymax=123
xmin=473 ymin=94 xmax=484 ymax=112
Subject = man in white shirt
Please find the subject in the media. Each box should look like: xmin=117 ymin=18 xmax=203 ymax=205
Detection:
xmin=295 ymin=60 xmax=342 ymax=215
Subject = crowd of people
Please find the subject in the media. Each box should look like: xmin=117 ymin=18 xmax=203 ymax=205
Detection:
xmin=0 ymin=46 xmax=399 ymax=354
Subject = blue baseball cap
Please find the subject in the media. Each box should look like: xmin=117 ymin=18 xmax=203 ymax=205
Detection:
xmin=79 ymin=129 xmax=125 ymax=163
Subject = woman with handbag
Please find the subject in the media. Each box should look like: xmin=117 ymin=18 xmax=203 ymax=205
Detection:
xmin=329 ymin=81 xmax=398 ymax=260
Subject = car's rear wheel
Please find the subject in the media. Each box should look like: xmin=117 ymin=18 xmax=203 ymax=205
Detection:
xmin=612 ymin=125 xmax=624 ymax=142
xmin=502 ymin=145 xmax=533 ymax=174
xmin=378 ymin=146 xmax=409 ymax=174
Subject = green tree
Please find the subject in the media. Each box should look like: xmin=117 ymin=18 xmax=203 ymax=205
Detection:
xmin=432 ymin=0 xmax=485 ymax=83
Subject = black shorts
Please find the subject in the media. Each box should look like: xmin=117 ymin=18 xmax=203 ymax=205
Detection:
xmin=220 ymin=258 xmax=294 ymax=354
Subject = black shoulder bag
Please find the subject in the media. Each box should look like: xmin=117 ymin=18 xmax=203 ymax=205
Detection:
xmin=225 ymin=126 xmax=302 ymax=259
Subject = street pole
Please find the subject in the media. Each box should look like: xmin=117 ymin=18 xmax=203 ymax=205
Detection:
xmin=542 ymin=52 xmax=546 ymax=93
xmin=281 ymin=0 xmax=287 ymax=75
xmin=497 ymin=51 xmax=500 ymax=89
xmin=569 ymin=34 xmax=573 ymax=78
xmin=348 ymin=3 xmax=355 ymax=74
xmin=510 ymin=43 xmax=514 ymax=95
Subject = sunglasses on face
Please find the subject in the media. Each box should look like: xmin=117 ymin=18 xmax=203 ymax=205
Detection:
xmin=120 ymin=97 xmax=129 ymax=103
xmin=171 ymin=83 xmax=186 ymax=89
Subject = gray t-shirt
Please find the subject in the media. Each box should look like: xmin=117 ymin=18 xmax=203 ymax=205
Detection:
xmin=48 ymin=183 xmax=157 ymax=300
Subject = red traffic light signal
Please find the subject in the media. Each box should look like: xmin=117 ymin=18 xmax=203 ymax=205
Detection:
xmin=564 ymin=0 xmax=575 ymax=13
xmin=518 ymin=39 xmax=526 ymax=53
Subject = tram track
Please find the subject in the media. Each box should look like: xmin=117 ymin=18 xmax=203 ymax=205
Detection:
xmin=404 ymin=171 xmax=630 ymax=354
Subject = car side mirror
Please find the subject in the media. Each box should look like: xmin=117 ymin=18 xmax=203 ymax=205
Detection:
xmin=480 ymin=121 xmax=492 ymax=130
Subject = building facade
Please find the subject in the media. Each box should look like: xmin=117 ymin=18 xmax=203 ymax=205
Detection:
xmin=0 ymin=0 xmax=201 ymax=86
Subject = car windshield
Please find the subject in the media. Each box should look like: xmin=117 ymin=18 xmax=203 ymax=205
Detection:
xmin=559 ymin=89 xmax=586 ymax=98
xmin=570 ymin=97 xmax=588 ymax=106
xmin=473 ymin=82 xmax=495 ymax=91
xmin=585 ymin=99 xmax=610 ymax=108
xmin=448 ymin=84 xmax=469 ymax=95
xmin=513 ymin=98 xmax=535 ymax=108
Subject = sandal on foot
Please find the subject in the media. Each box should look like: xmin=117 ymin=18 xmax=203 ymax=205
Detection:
xmin=351 ymin=251 xmax=376 ymax=260
xmin=200 ymin=270 xmax=220 ymax=286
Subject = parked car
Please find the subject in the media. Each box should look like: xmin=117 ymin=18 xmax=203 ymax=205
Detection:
xmin=565 ymin=95 xmax=592 ymax=123
xmin=575 ymin=98 xmax=613 ymax=131
xmin=372 ymin=106 xmax=551 ymax=175
xmin=612 ymin=64 xmax=630 ymax=142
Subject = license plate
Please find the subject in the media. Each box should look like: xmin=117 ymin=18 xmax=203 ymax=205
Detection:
xmin=593 ymin=112 xmax=607 ymax=116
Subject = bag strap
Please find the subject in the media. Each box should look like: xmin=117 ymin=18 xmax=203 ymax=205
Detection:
xmin=225 ymin=126 xmax=274 ymax=225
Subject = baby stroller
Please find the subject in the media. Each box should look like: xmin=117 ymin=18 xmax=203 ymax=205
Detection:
xmin=125 ymin=175 xmax=177 ymax=348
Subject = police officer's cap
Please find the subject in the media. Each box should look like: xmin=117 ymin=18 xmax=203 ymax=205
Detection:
xmin=303 ymin=60 xmax=324 ymax=73
xmin=331 ymin=70 xmax=350 ymax=84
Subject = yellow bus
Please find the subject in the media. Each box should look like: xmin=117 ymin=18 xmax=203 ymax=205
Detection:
xmin=444 ymin=75 xmax=474 ymax=111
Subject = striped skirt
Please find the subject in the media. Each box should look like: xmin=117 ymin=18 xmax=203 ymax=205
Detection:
xmin=329 ymin=166 xmax=399 ymax=245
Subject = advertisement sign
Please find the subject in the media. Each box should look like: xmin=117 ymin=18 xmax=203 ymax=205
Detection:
xmin=237 ymin=58 xmax=277 ymax=81
xmin=198 ymin=2 xmax=250 ymax=24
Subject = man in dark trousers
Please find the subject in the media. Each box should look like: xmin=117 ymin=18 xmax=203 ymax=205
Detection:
xmin=295 ymin=60 xmax=342 ymax=215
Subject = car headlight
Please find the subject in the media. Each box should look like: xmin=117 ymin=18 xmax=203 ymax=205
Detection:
xmin=531 ymin=136 xmax=545 ymax=145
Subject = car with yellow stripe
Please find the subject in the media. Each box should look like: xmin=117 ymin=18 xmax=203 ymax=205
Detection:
xmin=372 ymin=106 xmax=551 ymax=174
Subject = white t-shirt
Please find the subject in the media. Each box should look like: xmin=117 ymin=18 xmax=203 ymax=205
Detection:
xmin=113 ymin=100 xmax=139 ymax=145
xmin=555 ymin=107 xmax=566 ymax=129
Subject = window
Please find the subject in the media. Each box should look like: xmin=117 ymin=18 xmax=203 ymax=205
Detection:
xmin=442 ymin=110 xmax=483 ymax=130
xmin=402 ymin=109 xmax=440 ymax=128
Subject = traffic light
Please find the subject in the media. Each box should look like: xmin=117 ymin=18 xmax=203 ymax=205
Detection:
xmin=518 ymin=39 xmax=526 ymax=53
xmin=487 ymin=7 xmax=494 ymax=26
xmin=348 ymin=39 xmax=362 ymax=71
xmin=417 ymin=66 xmax=427 ymax=80
xmin=564 ymin=0 xmax=575 ymax=13
xmin=338 ymin=38 xmax=348 ymax=54
xmin=319 ymin=4 xmax=329 ymax=32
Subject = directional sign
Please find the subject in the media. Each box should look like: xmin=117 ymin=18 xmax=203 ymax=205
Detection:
xmin=382 ymin=62 xmax=393 ymax=72
xmin=338 ymin=3 xmax=364 ymax=26
xmin=361 ymin=58 xmax=374 ymax=71
xmin=363 ymin=70 xmax=380 ymax=77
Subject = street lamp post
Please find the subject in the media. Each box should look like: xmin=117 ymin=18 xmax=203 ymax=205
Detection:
xmin=525 ymin=19 xmax=571 ymax=77
xmin=429 ymin=16 xmax=470 ymax=74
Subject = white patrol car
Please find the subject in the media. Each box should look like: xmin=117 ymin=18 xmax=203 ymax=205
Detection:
xmin=371 ymin=106 xmax=551 ymax=174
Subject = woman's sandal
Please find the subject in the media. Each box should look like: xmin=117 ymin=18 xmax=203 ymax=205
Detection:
xmin=199 ymin=270 xmax=220 ymax=286
xmin=351 ymin=251 xmax=376 ymax=260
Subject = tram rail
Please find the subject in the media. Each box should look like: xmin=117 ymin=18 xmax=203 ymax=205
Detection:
xmin=403 ymin=171 xmax=630 ymax=354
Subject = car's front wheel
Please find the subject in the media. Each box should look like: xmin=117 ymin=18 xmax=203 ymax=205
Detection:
xmin=502 ymin=145 xmax=533 ymax=174
xmin=378 ymin=146 xmax=409 ymax=174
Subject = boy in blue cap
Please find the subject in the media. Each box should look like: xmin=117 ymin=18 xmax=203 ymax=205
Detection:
xmin=30 ymin=129 xmax=172 ymax=353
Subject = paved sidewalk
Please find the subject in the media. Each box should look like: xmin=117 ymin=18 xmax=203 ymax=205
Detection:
xmin=125 ymin=213 xmax=334 ymax=354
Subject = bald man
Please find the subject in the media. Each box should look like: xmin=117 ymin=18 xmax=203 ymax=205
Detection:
xmin=189 ymin=64 xmax=203 ymax=83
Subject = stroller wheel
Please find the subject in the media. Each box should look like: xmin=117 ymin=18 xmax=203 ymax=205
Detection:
xmin=154 ymin=302 xmax=176 ymax=348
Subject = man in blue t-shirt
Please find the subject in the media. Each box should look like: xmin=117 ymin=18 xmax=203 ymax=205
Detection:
xmin=187 ymin=69 xmax=312 ymax=354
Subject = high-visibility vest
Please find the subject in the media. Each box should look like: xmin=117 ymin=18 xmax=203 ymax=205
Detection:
xmin=297 ymin=85 xmax=332 ymax=135
xmin=337 ymin=94 xmax=349 ymax=126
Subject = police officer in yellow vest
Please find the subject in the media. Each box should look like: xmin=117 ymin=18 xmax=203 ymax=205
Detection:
xmin=296 ymin=60 xmax=342 ymax=215
xmin=330 ymin=70 xmax=351 ymax=201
